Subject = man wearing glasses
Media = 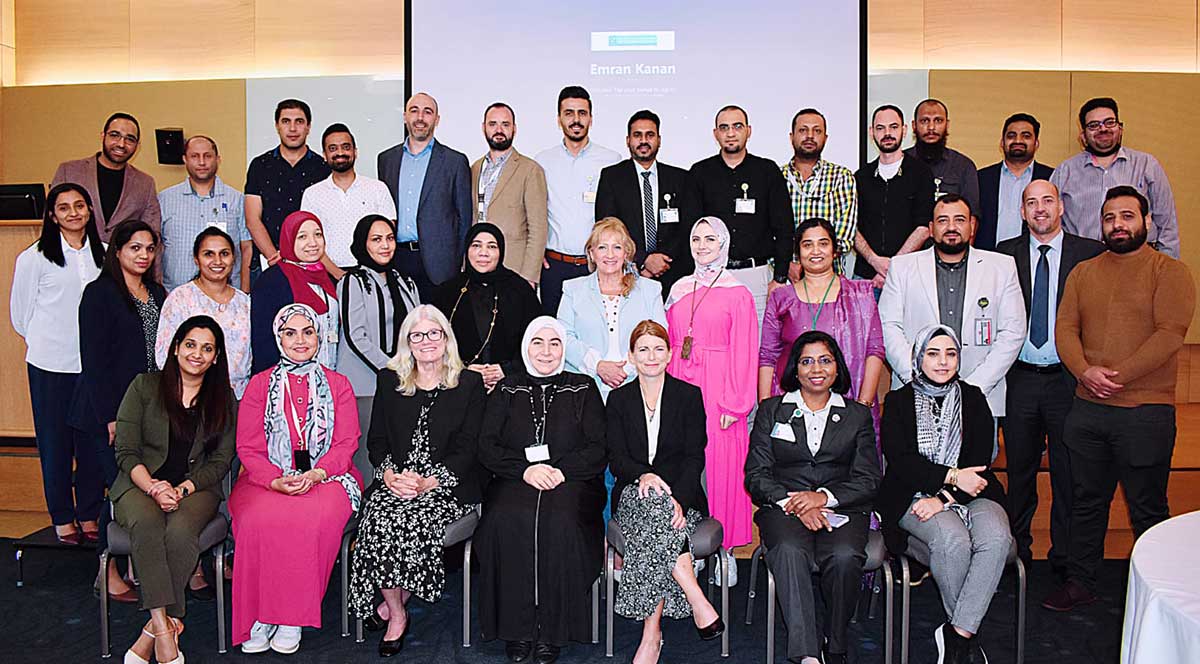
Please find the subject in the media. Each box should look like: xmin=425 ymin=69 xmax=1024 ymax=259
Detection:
xmin=1050 ymin=97 xmax=1180 ymax=258
xmin=51 ymin=112 xmax=162 ymax=241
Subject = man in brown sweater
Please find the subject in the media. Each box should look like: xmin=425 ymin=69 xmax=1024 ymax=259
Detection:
xmin=1042 ymin=185 xmax=1195 ymax=611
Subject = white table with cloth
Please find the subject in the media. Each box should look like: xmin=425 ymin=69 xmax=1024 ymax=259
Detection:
xmin=1121 ymin=510 xmax=1200 ymax=663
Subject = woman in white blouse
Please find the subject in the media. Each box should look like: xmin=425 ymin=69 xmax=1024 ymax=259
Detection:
xmin=9 ymin=183 xmax=106 ymax=544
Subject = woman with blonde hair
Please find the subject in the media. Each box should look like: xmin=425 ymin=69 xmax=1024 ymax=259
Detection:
xmin=349 ymin=304 xmax=486 ymax=656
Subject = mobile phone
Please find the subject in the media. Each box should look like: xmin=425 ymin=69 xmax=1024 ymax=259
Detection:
xmin=294 ymin=449 xmax=312 ymax=472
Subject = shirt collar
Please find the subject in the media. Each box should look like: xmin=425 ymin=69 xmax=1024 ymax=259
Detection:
xmin=1085 ymin=146 xmax=1129 ymax=167
xmin=184 ymin=176 xmax=224 ymax=198
xmin=635 ymin=160 xmax=658 ymax=177
xmin=1029 ymin=229 xmax=1064 ymax=254
xmin=59 ymin=233 xmax=89 ymax=254
xmin=404 ymin=138 xmax=436 ymax=157
xmin=1001 ymin=160 xmax=1035 ymax=178
xmin=560 ymin=139 xmax=592 ymax=157
xmin=874 ymin=158 xmax=903 ymax=178
xmin=782 ymin=391 xmax=845 ymax=414
xmin=935 ymin=247 xmax=970 ymax=270
xmin=485 ymin=150 xmax=513 ymax=168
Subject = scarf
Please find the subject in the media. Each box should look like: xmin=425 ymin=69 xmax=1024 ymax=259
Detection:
xmin=521 ymin=316 xmax=566 ymax=377
xmin=666 ymin=216 xmax=748 ymax=307
xmin=346 ymin=214 xmax=412 ymax=356
xmin=278 ymin=211 xmax=337 ymax=314
xmin=464 ymin=222 xmax=521 ymax=286
xmin=911 ymin=324 xmax=967 ymax=525
xmin=265 ymin=303 xmax=360 ymax=511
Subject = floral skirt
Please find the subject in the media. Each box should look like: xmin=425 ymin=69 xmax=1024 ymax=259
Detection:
xmin=613 ymin=485 xmax=702 ymax=620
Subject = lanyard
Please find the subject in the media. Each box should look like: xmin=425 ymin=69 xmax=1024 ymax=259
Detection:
xmin=801 ymin=276 xmax=836 ymax=329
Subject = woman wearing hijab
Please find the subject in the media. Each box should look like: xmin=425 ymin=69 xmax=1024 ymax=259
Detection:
xmin=665 ymin=217 xmax=758 ymax=585
xmin=878 ymin=325 xmax=1012 ymax=664
xmin=475 ymin=316 xmax=607 ymax=664
xmin=338 ymin=214 xmax=420 ymax=477
xmin=250 ymin=211 xmax=339 ymax=374
xmin=230 ymin=303 xmax=363 ymax=655
xmin=432 ymin=222 xmax=540 ymax=392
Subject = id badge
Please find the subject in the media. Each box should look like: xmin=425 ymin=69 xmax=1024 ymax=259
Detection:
xmin=525 ymin=444 xmax=551 ymax=462
xmin=293 ymin=449 xmax=312 ymax=472
xmin=326 ymin=325 xmax=339 ymax=345
xmin=825 ymin=512 xmax=850 ymax=528
xmin=207 ymin=220 xmax=229 ymax=234
xmin=770 ymin=422 xmax=797 ymax=443
xmin=735 ymin=198 xmax=756 ymax=214
xmin=659 ymin=208 xmax=680 ymax=224
xmin=974 ymin=318 xmax=994 ymax=346
xmin=583 ymin=190 xmax=597 ymax=204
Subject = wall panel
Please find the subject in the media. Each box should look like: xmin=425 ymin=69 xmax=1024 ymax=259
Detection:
xmin=868 ymin=0 xmax=925 ymax=69
xmin=129 ymin=0 xmax=255 ymax=80
xmin=15 ymin=0 xmax=130 ymax=84
xmin=922 ymin=1 xmax=1062 ymax=70
xmin=1061 ymin=0 xmax=1197 ymax=72
xmin=252 ymin=0 xmax=403 ymax=77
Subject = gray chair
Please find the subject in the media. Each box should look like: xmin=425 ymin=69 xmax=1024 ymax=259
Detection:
xmin=744 ymin=529 xmax=892 ymax=664
xmin=99 ymin=515 xmax=229 ymax=658
xmin=897 ymin=536 xmax=1026 ymax=664
xmin=604 ymin=517 xmax=729 ymax=657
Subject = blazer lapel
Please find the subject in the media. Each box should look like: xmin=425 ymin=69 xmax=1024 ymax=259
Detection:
xmin=1058 ymin=235 xmax=1080 ymax=305
xmin=963 ymin=251 xmax=987 ymax=334
xmin=917 ymin=250 xmax=940 ymax=316
xmin=814 ymin=403 xmax=847 ymax=461
xmin=489 ymin=150 xmax=521 ymax=203
xmin=418 ymin=143 xmax=442 ymax=209
xmin=634 ymin=381 xmax=652 ymax=463
xmin=1015 ymin=239 xmax=1032 ymax=315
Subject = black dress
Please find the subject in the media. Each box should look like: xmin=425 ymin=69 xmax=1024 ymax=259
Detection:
xmin=475 ymin=371 xmax=607 ymax=646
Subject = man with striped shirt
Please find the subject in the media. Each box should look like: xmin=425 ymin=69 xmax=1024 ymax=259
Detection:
xmin=781 ymin=108 xmax=857 ymax=278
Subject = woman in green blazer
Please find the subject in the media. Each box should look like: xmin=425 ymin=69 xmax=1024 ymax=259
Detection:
xmin=112 ymin=315 xmax=237 ymax=664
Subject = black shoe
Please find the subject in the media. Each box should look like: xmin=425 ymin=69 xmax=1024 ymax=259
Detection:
xmin=697 ymin=616 xmax=725 ymax=641
xmin=966 ymin=638 xmax=989 ymax=664
xmin=822 ymin=650 xmax=848 ymax=664
xmin=1041 ymin=579 xmax=1098 ymax=612
xmin=532 ymin=642 xmax=560 ymax=664
xmin=934 ymin=623 xmax=969 ymax=664
xmin=378 ymin=631 xmax=405 ymax=657
xmin=363 ymin=611 xmax=387 ymax=632
xmin=505 ymin=640 xmax=534 ymax=663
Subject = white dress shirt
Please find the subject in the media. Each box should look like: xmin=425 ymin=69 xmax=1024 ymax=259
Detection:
xmin=636 ymin=160 xmax=659 ymax=243
xmin=535 ymin=139 xmax=621 ymax=255
xmin=10 ymin=235 xmax=103 ymax=372
xmin=1019 ymin=230 xmax=1063 ymax=365
xmin=775 ymin=390 xmax=844 ymax=509
xmin=642 ymin=379 xmax=665 ymax=464
xmin=300 ymin=173 xmax=397 ymax=267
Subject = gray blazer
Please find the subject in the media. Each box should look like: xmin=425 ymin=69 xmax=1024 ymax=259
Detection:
xmin=337 ymin=269 xmax=420 ymax=396
xmin=51 ymin=154 xmax=162 ymax=241
xmin=377 ymin=140 xmax=473 ymax=285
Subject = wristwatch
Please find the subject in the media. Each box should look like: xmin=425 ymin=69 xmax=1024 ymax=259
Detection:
xmin=180 ymin=486 xmax=190 ymax=498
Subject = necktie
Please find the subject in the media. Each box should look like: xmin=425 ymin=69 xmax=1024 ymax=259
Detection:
xmin=642 ymin=171 xmax=657 ymax=252
xmin=1030 ymin=245 xmax=1051 ymax=348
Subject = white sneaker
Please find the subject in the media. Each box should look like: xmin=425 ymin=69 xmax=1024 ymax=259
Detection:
xmin=270 ymin=625 xmax=302 ymax=654
xmin=242 ymin=621 xmax=276 ymax=654
xmin=713 ymin=549 xmax=738 ymax=587
xmin=693 ymin=557 xmax=706 ymax=575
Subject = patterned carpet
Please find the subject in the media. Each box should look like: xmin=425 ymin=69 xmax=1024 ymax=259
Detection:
xmin=4 ymin=540 xmax=1129 ymax=663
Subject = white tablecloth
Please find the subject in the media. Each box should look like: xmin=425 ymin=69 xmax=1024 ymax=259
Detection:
xmin=1121 ymin=510 xmax=1200 ymax=663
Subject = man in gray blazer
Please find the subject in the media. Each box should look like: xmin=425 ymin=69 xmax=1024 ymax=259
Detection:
xmin=378 ymin=92 xmax=472 ymax=301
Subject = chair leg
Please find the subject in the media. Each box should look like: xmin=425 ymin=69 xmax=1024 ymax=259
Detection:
xmin=215 ymin=543 xmax=227 ymax=654
xmin=605 ymin=545 xmax=615 ymax=657
xmin=99 ymin=549 xmax=111 ymax=658
xmin=591 ymin=576 xmax=600 ymax=644
xmin=883 ymin=562 xmax=894 ymax=664
xmin=720 ymin=552 xmax=729 ymax=657
xmin=900 ymin=557 xmax=911 ymax=664
xmin=766 ymin=568 xmax=775 ymax=664
xmin=745 ymin=546 xmax=760 ymax=625
xmin=463 ymin=538 xmax=473 ymax=648
xmin=356 ymin=617 xmax=364 ymax=644
xmin=15 ymin=546 xmax=23 ymax=588
xmin=340 ymin=533 xmax=351 ymax=638
xmin=1016 ymin=557 xmax=1027 ymax=664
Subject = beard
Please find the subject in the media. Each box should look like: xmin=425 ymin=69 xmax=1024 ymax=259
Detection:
xmin=1004 ymin=144 xmax=1032 ymax=162
xmin=914 ymin=133 xmax=948 ymax=162
xmin=1103 ymin=223 xmax=1147 ymax=254
xmin=101 ymin=145 xmax=131 ymax=165
xmin=793 ymin=144 xmax=823 ymax=160
xmin=875 ymin=137 xmax=901 ymax=154
xmin=1086 ymin=137 xmax=1122 ymax=158
xmin=329 ymin=157 xmax=355 ymax=173
xmin=487 ymin=134 xmax=513 ymax=151
xmin=935 ymin=238 xmax=968 ymax=255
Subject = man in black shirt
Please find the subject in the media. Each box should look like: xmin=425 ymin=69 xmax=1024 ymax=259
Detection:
xmin=689 ymin=105 xmax=792 ymax=318
xmin=853 ymin=104 xmax=935 ymax=289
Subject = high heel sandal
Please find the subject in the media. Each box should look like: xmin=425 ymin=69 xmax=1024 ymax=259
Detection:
xmin=123 ymin=622 xmax=155 ymax=664
xmin=153 ymin=625 xmax=185 ymax=664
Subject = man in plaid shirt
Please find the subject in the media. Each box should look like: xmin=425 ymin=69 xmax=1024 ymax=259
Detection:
xmin=780 ymin=108 xmax=858 ymax=279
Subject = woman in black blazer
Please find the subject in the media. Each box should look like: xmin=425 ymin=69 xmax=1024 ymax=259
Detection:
xmin=877 ymin=325 xmax=1012 ymax=664
xmin=70 ymin=219 xmax=166 ymax=602
xmin=607 ymin=320 xmax=723 ymax=664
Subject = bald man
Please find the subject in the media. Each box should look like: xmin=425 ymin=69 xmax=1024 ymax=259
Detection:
xmin=378 ymin=92 xmax=472 ymax=300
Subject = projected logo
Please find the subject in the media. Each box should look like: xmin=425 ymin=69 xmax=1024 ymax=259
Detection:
xmin=591 ymin=31 xmax=676 ymax=51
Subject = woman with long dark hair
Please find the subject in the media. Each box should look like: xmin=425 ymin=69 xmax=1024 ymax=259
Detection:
xmin=10 ymin=183 xmax=105 ymax=545
xmin=113 ymin=315 xmax=236 ymax=664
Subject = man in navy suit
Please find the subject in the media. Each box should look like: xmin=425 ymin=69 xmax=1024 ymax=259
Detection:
xmin=378 ymin=92 xmax=472 ymax=301
xmin=975 ymin=113 xmax=1054 ymax=250
xmin=996 ymin=179 xmax=1103 ymax=576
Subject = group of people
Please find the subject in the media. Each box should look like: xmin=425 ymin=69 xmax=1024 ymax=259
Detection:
xmin=7 ymin=84 xmax=1193 ymax=664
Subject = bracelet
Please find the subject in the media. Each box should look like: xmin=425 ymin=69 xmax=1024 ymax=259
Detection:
xmin=949 ymin=467 xmax=960 ymax=487
xmin=935 ymin=491 xmax=951 ymax=505
xmin=856 ymin=398 xmax=876 ymax=408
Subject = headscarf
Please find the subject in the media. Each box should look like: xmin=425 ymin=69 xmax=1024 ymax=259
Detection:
xmin=911 ymin=324 xmax=964 ymax=474
xmin=264 ymin=303 xmax=360 ymax=511
xmin=464 ymin=223 xmax=519 ymax=285
xmin=346 ymin=214 xmax=411 ymax=355
xmin=279 ymin=211 xmax=337 ymax=315
xmin=666 ymin=216 xmax=748 ymax=307
xmin=521 ymin=316 xmax=567 ymax=377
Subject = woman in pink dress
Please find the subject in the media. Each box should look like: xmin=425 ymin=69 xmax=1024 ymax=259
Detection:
xmin=229 ymin=303 xmax=363 ymax=655
xmin=665 ymin=217 xmax=758 ymax=583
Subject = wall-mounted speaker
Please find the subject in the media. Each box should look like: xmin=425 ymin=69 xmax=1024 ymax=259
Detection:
xmin=155 ymin=128 xmax=185 ymax=165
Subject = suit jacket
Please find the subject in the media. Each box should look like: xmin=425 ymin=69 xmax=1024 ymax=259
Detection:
xmin=470 ymin=150 xmax=549 ymax=284
xmin=877 ymin=382 xmax=1007 ymax=555
xmin=594 ymin=159 xmax=699 ymax=291
xmin=606 ymin=375 xmax=708 ymax=515
xmin=744 ymin=394 xmax=881 ymax=512
xmin=51 ymin=155 xmax=162 ymax=241
xmin=111 ymin=372 xmax=237 ymax=503
xmin=878 ymin=247 xmax=1026 ymax=416
xmin=378 ymin=140 xmax=473 ymax=285
xmin=975 ymin=161 xmax=1055 ymax=250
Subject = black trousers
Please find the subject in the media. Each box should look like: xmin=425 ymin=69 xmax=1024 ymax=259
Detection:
xmin=539 ymin=256 xmax=589 ymax=316
xmin=756 ymin=508 xmax=869 ymax=660
xmin=1063 ymin=398 xmax=1175 ymax=590
xmin=392 ymin=246 xmax=435 ymax=303
xmin=1003 ymin=366 xmax=1074 ymax=571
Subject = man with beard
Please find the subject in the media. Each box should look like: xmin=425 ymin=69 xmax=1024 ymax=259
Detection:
xmin=904 ymin=99 xmax=980 ymax=215
xmin=378 ymin=92 xmax=473 ymax=301
xmin=244 ymin=99 xmax=331 ymax=285
xmin=879 ymin=193 xmax=1025 ymax=428
xmin=690 ymin=104 xmax=793 ymax=319
xmin=781 ymin=108 xmax=857 ymax=277
xmin=976 ymin=113 xmax=1055 ymax=250
xmin=535 ymin=86 xmax=621 ymax=314
xmin=158 ymin=135 xmax=251 ymax=290
xmin=996 ymin=180 xmax=1103 ymax=578
xmin=853 ymin=105 xmax=935 ymax=289
xmin=1050 ymin=98 xmax=1179 ymax=258
xmin=1043 ymin=185 xmax=1194 ymax=612
xmin=301 ymin=123 xmax=395 ymax=279
xmin=52 ymin=112 xmax=162 ymax=241
xmin=595 ymin=109 xmax=699 ymax=293
xmin=470 ymin=102 xmax=548 ymax=286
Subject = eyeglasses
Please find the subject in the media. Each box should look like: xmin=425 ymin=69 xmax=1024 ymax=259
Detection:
xmin=799 ymin=356 xmax=835 ymax=367
xmin=408 ymin=329 xmax=445 ymax=343
xmin=105 ymin=130 xmax=140 ymax=145
xmin=717 ymin=122 xmax=747 ymax=132
xmin=1084 ymin=118 xmax=1121 ymax=131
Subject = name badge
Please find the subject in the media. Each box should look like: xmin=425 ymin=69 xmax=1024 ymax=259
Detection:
xmin=735 ymin=198 xmax=756 ymax=214
xmin=326 ymin=325 xmax=339 ymax=345
xmin=770 ymin=422 xmax=797 ymax=443
xmin=583 ymin=191 xmax=597 ymax=204
xmin=525 ymin=444 xmax=551 ymax=462
xmin=207 ymin=220 xmax=229 ymax=234
xmin=659 ymin=208 xmax=679 ymax=224
xmin=826 ymin=512 xmax=850 ymax=528
xmin=974 ymin=318 xmax=993 ymax=346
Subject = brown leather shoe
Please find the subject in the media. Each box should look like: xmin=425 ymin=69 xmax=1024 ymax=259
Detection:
xmin=1041 ymin=579 xmax=1097 ymax=612
xmin=108 ymin=587 xmax=140 ymax=604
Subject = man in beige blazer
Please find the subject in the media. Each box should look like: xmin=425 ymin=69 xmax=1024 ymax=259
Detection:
xmin=470 ymin=102 xmax=548 ymax=285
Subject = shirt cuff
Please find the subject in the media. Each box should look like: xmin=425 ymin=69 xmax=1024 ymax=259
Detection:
xmin=817 ymin=488 xmax=839 ymax=509
xmin=583 ymin=349 xmax=601 ymax=376
xmin=775 ymin=497 xmax=790 ymax=510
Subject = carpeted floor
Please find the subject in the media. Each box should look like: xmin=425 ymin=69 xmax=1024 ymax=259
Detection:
xmin=4 ymin=540 xmax=1129 ymax=663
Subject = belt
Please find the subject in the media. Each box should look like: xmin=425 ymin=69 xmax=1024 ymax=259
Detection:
xmin=397 ymin=240 xmax=420 ymax=252
xmin=545 ymin=250 xmax=589 ymax=266
xmin=726 ymin=257 xmax=772 ymax=270
xmin=1013 ymin=360 xmax=1062 ymax=374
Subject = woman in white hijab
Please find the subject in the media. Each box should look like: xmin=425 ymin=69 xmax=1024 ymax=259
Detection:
xmin=475 ymin=316 xmax=608 ymax=664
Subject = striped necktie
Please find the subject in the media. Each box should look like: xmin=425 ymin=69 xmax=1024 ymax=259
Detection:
xmin=642 ymin=171 xmax=656 ymax=252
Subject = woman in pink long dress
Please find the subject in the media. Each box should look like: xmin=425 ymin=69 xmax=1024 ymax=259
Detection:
xmin=229 ymin=303 xmax=363 ymax=654
xmin=665 ymin=217 xmax=758 ymax=579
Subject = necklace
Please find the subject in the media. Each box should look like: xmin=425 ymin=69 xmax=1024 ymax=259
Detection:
xmin=449 ymin=284 xmax=499 ymax=365
xmin=800 ymin=274 xmax=837 ymax=329
xmin=682 ymin=269 xmax=724 ymax=359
